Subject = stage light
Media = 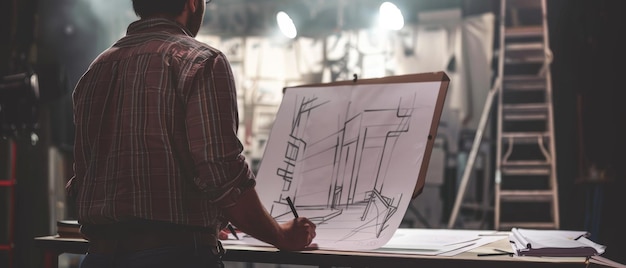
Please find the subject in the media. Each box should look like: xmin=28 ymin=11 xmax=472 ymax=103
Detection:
xmin=275 ymin=1 xmax=340 ymax=39
xmin=379 ymin=2 xmax=404 ymax=30
xmin=276 ymin=11 xmax=297 ymax=39
xmin=0 ymin=71 xmax=40 ymax=139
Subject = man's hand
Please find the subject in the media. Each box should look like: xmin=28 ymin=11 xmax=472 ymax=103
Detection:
xmin=218 ymin=229 xmax=230 ymax=240
xmin=275 ymin=217 xmax=317 ymax=251
xmin=223 ymin=188 xmax=318 ymax=251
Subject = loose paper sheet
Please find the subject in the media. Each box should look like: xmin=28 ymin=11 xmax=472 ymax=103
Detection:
xmin=254 ymin=81 xmax=443 ymax=250
xmin=376 ymin=228 xmax=504 ymax=256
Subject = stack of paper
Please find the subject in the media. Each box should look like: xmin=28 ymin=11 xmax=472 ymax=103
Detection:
xmin=509 ymin=228 xmax=606 ymax=257
xmin=56 ymin=220 xmax=84 ymax=239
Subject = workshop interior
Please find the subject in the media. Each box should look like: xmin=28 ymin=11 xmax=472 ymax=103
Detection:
xmin=1 ymin=0 xmax=625 ymax=267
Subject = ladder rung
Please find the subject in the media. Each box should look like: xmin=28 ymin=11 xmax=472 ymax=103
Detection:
xmin=504 ymin=42 xmax=545 ymax=64
xmin=507 ymin=0 xmax=543 ymax=9
xmin=503 ymin=104 xmax=548 ymax=121
xmin=506 ymin=42 xmax=544 ymax=51
xmin=496 ymin=49 xmax=546 ymax=63
xmin=503 ymin=76 xmax=546 ymax=91
xmin=502 ymin=160 xmax=551 ymax=166
xmin=501 ymin=167 xmax=551 ymax=176
xmin=499 ymin=222 xmax=558 ymax=230
xmin=503 ymin=103 xmax=548 ymax=111
xmin=502 ymin=103 xmax=548 ymax=114
xmin=505 ymin=26 xmax=544 ymax=38
xmin=504 ymin=113 xmax=547 ymax=121
xmin=501 ymin=132 xmax=549 ymax=140
xmin=503 ymin=75 xmax=546 ymax=82
xmin=499 ymin=190 xmax=555 ymax=202
xmin=503 ymin=113 xmax=547 ymax=121
xmin=504 ymin=54 xmax=546 ymax=64
xmin=504 ymin=82 xmax=545 ymax=91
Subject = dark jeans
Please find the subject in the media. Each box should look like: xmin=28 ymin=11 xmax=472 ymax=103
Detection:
xmin=80 ymin=244 xmax=224 ymax=268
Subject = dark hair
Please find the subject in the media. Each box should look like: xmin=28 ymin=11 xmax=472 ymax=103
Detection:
xmin=132 ymin=0 xmax=188 ymax=18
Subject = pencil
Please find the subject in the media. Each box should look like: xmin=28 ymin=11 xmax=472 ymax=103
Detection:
xmin=285 ymin=196 xmax=299 ymax=218
xmin=227 ymin=223 xmax=239 ymax=240
xmin=477 ymin=252 xmax=513 ymax=257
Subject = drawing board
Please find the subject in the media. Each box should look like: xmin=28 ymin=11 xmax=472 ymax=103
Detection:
xmin=254 ymin=72 xmax=449 ymax=250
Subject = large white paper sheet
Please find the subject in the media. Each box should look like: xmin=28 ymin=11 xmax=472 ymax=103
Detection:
xmin=254 ymin=81 xmax=443 ymax=250
xmin=221 ymin=228 xmax=505 ymax=257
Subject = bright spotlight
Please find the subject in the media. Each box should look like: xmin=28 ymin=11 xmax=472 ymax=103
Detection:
xmin=379 ymin=2 xmax=404 ymax=30
xmin=277 ymin=11 xmax=297 ymax=39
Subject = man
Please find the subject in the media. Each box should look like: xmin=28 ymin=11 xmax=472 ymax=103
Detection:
xmin=66 ymin=0 xmax=316 ymax=267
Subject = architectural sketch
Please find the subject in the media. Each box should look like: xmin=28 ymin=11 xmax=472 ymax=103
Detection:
xmin=255 ymin=81 xmax=444 ymax=250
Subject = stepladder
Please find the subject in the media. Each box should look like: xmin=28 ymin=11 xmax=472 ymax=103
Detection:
xmin=495 ymin=0 xmax=559 ymax=230
xmin=447 ymin=0 xmax=560 ymax=231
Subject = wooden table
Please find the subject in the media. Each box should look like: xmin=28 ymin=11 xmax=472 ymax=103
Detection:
xmin=34 ymin=232 xmax=614 ymax=268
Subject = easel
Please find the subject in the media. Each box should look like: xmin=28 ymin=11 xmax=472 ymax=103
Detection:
xmin=257 ymin=71 xmax=450 ymax=248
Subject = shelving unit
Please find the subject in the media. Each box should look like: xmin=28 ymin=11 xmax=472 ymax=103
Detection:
xmin=1 ymin=139 xmax=17 ymax=268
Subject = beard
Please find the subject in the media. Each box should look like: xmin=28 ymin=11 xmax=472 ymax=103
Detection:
xmin=186 ymin=1 xmax=204 ymax=37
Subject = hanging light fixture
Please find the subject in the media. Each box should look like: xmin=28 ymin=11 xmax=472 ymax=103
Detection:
xmin=378 ymin=2 xmax=404 ymax=31
xmin=276 ymin=11 xmax=297 ymax=39
xmin=275 ymin=1 xmax=340 ymax=39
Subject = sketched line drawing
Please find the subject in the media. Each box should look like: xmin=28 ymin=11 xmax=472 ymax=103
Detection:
xmin=269 ymin=92 xmax=418 ymax=241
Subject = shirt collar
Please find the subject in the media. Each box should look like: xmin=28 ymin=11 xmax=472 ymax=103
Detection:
xmin=126 ymin=18 xmax=193 ymax=37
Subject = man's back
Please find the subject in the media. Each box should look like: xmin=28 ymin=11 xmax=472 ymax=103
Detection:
xmin=69 ymin=2 xmax=315 ymax=267
xmin=70 ymin=18 xmax=246 ymax=227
